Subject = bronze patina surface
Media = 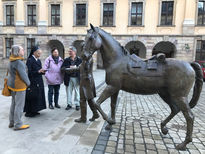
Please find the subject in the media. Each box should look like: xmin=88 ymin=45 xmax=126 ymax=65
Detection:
xmin=82 ymin=24 xmax=203 ymax=150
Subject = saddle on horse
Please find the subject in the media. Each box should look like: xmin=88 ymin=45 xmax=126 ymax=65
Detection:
xmin=128 ymin=53 xmax=166 ymax=77
xmin=130 ymin=53 xmax=166 ymax=70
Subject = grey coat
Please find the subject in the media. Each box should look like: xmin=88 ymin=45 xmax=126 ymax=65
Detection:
xmin=7 ymin=59 xmax=30 ymax=91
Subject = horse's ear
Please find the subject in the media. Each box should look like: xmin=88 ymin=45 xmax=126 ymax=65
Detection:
xmin=90 ymin=23 xmax=95 ymax=32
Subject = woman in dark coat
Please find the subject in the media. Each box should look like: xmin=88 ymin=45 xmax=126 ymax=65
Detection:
xmin=24 ymin=46 xmax=46 ymax=117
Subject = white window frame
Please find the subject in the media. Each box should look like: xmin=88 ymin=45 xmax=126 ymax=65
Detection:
xmin=196 ymin=0 xmax=205 ymax=26
xmin=100 ymin=0 xmax=116 ymax=27
xmin=4 ymin=37 xmax=14 ymax=58
xmin=24 ymin=1 xmax=39 ymax=27
xmin=158 ymin=0 xmax=176 ymax=26
xmin=73 ymin=1 xmax=88 ymax=26
xmin=3 ymin=1 xmax=17 ymax=26
xmin=128 ymin=0 xmax=146 ymax=26
xmin=48 ymin=1 xmax=62 ymax=26
xmin=26 ymin=36 xmax=36 ymax=58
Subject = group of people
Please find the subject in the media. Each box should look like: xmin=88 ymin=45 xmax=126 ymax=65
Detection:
xmin=7 ymin=44 xmax=99 ymax=130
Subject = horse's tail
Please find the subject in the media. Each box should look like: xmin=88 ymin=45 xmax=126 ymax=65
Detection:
xmin=189 ymin=62 xmax=203 ymax=108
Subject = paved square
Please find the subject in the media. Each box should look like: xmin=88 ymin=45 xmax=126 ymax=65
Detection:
xmin=0 ymin=70 xmax=110 ymax=154
xmin=1 ymin=69 xmax=205 ymax=154
xmin=93 ymin=85 xmax=205 ymax=154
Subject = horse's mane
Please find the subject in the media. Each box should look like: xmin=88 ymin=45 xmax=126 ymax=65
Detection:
xmin=97 ymin=28 xmax=130 ymax=56
xmin=121 ymin=46 xmax=130 ymax=55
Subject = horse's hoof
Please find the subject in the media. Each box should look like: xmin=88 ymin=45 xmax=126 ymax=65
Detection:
xmin=161 ymin=127 xmax=169 ymax=135
xmin=176 ymin=143 xmax=187 ymax=151
xmin=108 ymin=119 xmax=115 ymax=125
xmin=105 ymin=124 xmax=112 ymax=130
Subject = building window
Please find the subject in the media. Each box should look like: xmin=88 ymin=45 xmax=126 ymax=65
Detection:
xmin=5 ymin=38 xmax=13 ymax=58
xmin=103 ymin=3 xmax=114 ymax=26
xmin=6 ymin=5 xmax=14 ymax=26
xmin=51 ymin=4 xmax=60 ymax=26
xmin=131 ymin=2 xmax=143 ymax=26
xmin=198 ymin=1 xmax=205 ymax=25
xmin=196 ymin=40 xmax=205 ymax=61
xmin=27 ymin=5 xmax=36 ymax=26
xmin=160 ymin=1 xmax=174 ymax=26
xmin=76 ymin=4 xmax=86 ymax=26
xmin=27 ymin=38 xmax=35 ymax=58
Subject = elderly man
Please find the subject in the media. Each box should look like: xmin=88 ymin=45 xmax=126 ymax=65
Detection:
xmin=7 ymin=45 xmax=30 ymax=130
xmin=61 ymin=46 xmax=82 ymax=111
xmin=63 ymin=43 xmax=99 ymax=122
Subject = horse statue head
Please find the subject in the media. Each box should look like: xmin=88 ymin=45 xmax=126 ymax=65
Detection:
xmin=82 ymin=24 xmax=102 ymax=60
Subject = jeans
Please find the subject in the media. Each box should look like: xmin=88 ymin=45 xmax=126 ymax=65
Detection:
xmin=48 ymin=85 xmax=60 ymax=105
xmin=66 ymin=77 xmax=80 ymax=106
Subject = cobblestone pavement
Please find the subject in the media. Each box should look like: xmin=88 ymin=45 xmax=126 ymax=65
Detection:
xmin=93 ymin=85 xmax=205 ymax=154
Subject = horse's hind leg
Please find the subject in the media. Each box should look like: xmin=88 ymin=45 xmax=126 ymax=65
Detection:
xmin=159 ymin=92 xmax=180 ymax=135
xmin=161 ymin=107 xmax=179 ymax=135
xmin=174 ymin=96 xmax=194 ymax=151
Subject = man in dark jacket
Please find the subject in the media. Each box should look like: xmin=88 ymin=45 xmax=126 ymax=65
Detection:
xmin=61 ymin=46 xmax=82 ymax=111
xmin=65 ymin=56 xmax=99 ymax=123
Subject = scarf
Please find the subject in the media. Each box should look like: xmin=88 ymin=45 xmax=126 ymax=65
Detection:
xmin=52 ymin=55 xmax=59 ymax=64
xmin=9 ymin=55 xmax=24 ymax=62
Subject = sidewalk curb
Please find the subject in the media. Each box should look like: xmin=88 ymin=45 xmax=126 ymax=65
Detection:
xmin=92 ymin=96 xmax=121 ymax=154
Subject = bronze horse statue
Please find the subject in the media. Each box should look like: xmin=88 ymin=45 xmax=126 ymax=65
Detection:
xmin=82 ymin=24 xmax=203 ymax=150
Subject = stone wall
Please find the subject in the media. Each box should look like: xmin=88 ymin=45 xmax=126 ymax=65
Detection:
xmin=115 ymin=35 xmax=195 ymax=61
xmin=0 ymin=34 xmax=198 ymax=69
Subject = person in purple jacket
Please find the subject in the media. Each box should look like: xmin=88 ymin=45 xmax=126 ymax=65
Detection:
xmin=44 ymin=48 xmax=64 ymax=109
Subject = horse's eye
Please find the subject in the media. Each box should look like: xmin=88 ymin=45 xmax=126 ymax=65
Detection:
xmin=90 ymin=36 xmax=94 ymax=40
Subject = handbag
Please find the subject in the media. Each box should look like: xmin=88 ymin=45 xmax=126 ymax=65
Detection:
xmin=2 ymin=70 xmax=11 ymax=96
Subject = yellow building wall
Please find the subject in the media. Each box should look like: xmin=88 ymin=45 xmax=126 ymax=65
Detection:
xmin=0 ymin=0 xmax=2 ymax=21
xmin=0 ymin=0 xmax=205 ymax=35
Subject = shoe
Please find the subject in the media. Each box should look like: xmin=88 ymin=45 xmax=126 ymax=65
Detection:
xmin=55 ymin=104 xmax=61 ymax=109
xmin=8 ymin=123 xmax=14 ymax=128
xmin=25 ymin=113 xmax=36 ymax=117
xmin=14 ymin=125 xmax=30 ymax=131
xmin=49 ymin=105 xmax=54 ymax=109
xmin=89 ymin=114 xmax=100 ymax=121
xmin=76 ymin=106 xmax=80 ymax=111
xmin=75 ymin=117 xmax=86 ymax=123
xmin=65 ymin=105 xmax=72 ymax=110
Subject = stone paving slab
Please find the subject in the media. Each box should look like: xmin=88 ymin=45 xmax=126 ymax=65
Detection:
xmin=0 ymin=69 xmax=109 ymax=154
xmin=0 ymin=68 xmax=7 ymax=89
xmin=93 ymin=85 xmax=205 ymax=154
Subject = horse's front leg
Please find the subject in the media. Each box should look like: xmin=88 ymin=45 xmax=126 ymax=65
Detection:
xmin=95 ymin=85 xmax=119 ymax=124
xmin=110 ymin=91 xmax=119 ymax=124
